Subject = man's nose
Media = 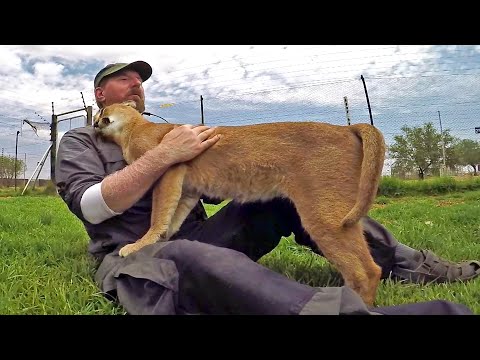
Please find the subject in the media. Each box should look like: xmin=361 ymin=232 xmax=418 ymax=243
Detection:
xmin=131 ymin=77 xmax=142 ymax=86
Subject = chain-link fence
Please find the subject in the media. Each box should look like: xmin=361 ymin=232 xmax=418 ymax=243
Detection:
xmin=6 ymin=73 xmax=480 ymax=182
xmin=1 ymin=114 xmax=87 ymax=184
xmin=152 ymin=74 xmax=480 ymax=179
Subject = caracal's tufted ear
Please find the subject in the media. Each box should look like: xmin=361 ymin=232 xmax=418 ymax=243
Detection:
xmin=122 ymin=100 xmax=137 ymax=109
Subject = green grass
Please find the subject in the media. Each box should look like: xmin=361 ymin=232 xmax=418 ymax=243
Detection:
xmin=206 ymin=190 xmax=480 ymax=313
xmin=0 ymin=196 xmax=123 ymax=314
xmin=378 ymin=175 xmax=480 ymax=196
xmin=1 ymin=189 xmax=479 ymax=314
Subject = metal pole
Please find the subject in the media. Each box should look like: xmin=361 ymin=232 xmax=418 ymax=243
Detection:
xmin=1 ymin=148 xmax=3 ymax=187
xmin=438 ymin=110 xmax=447 ymax=173
xmin=81 ymin=91 xmax=87 ymax=111
xmin=360 ymin=75 xmax=374 ymax=126
xmin=200 ymin=95 xmax=204 ymax=125
xmin=86 ymin=106 xmax=93 ymax=126
xmin=55 ymin=108 xmax=87 ymax=117
xmin=22 ymin=144 xmax=52 ymax=195
xmin=343 ymin=96 xmax=351 ymax=125
xmin=50 ymin=111 xmax=57 ymax=183
xmin=15 ymin=130 xmax=20 ymax=191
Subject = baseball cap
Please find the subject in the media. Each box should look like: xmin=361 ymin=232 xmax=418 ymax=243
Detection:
xmin=94 ymin=60 xmax=152 ymax=88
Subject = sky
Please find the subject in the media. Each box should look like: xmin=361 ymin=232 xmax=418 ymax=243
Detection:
xmin=1 ymin=44 xmax=480 ymax=183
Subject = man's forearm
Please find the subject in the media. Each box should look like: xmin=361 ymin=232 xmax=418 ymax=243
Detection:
xmin=102 ymin=144 xmax=175 ymax=213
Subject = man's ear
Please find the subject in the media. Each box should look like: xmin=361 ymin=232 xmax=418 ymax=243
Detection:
xmin=122 ymin=100 xmax=137 ymax=109
xmin=95 ymin=87 xmax=106 ymax=103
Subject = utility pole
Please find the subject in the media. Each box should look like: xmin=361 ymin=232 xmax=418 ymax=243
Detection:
xmin=0 ymin=148 xmax=2 ymax=187
xmin=200 ymin=95 xmax=204 ymax=125
xmin=86 ymin=105 xmax=93 ymax=126
xmin=15 ymin=130 xmax=20 ymax=191
xmin=81 ymin=92 xmax=94 ymax=126
xmin=360 ymin=75 xmax=374 ymax=126
xmin=50 ymin=102 xmax=57 ymax=182
xmin=343 ymin=96 xmax=351 ymax=125
xmin=438 ymin=110 xmax=447 ymax=175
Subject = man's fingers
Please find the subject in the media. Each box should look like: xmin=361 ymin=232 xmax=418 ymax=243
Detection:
xmin=201 ymin=134 xmax=221 ymax=148
xmin=192 ymin=125 xmax=211 ymax=134
xmin=198 ymin=127 xmax=217 ymax=139
xmin=179 ymin=124 xmax=216 ymax=137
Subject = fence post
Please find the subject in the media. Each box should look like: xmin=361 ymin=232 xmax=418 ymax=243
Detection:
xmin=360 ymin=75 xmax=374 ymax=126
xmin=438 ymin=110 xmax=447 ymax=176
xmin=50 ymin=101 xmax=57 ymax=183
xmin=200 ymin=95 xmax=204 ymax=125
xmin=86 ymin=106 xmax=93 ymax=126
xmin=343 ymin=96 xmax=351 ymax=125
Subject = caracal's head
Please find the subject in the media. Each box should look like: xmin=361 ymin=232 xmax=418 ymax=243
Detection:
xmin=93 ymin=100 xmax=141 ymax=139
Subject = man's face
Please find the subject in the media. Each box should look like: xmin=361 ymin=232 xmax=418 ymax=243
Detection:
xmin=95 ymin=69 xmax=146 ymax=113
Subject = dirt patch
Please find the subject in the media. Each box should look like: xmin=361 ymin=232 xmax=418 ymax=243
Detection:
xmin=435 ymin=199 xmax=464 ymax=207
xmin=372 ymin=204 xmax=387 ymax=209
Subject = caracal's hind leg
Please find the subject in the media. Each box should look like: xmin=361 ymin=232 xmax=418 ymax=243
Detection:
xmin=165 ymin=191 xmax=201 ymax=240
xmin=119 ymin=164 xmax=187 ymax=257
xmin=292 ymin=199 xmax=382 ymax=306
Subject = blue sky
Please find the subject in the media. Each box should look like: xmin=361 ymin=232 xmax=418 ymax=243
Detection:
xmin=1 ymin=45 xmax=479 ymax=181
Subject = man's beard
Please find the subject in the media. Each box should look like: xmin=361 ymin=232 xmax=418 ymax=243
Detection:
xmin=134 ymin=98 xmax=146 ymax=113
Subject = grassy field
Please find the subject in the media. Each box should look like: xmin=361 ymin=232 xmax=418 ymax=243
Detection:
xmin=0 ymin=186 xmax=479 ymax=314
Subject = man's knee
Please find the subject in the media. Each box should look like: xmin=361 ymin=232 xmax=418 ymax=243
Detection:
xmin=374 ymin=299 xmax=474 ymax=315
xmin=162 ymin=239 xmax=236 ymax=264
xmin=159 ymin=239 xmax=201 ymax=260
xmin=361 ymin=217 xmax=397 ymax=277
xmin=427 ymin=300 xmax=473 ymax=315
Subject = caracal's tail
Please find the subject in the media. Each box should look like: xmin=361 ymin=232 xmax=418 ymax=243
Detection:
xmin=341 ymin=124 xmax=386 ymax=227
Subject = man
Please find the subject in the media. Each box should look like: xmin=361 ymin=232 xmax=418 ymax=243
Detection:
xmin=55 ymin=60 xmax=478 ymax=315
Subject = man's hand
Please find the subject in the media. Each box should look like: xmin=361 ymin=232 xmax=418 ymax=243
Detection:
xmin=98 ymin=125 xmax=221 ymax=216
xmin=159 ymin=125 xmax=221 ymax=164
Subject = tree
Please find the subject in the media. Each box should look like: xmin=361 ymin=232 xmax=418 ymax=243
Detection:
xmin=453 ymin=139 xmax=480 ymax=175
xmin=389 ymin=122 xmax=456 ymax=180
xmin=0 ymin=155 xmax=26 ymax=181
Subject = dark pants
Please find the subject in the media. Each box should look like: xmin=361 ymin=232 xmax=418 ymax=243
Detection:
xmin=94 ymin=198 xmax=472 ymax=315
xmin=176 ymin=198 xmax=398 ymax=278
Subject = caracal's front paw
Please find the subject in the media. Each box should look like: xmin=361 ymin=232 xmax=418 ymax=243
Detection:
xmin=159 ymin=231 xmax=171 ymax=242
xmin=119 ymin=243 xmax=140 ymax=257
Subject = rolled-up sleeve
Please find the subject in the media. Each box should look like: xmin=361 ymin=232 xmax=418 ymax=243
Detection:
xmin=80 ymin=182 xmax=123 ymax=224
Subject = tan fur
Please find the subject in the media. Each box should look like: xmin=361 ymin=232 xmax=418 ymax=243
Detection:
xmin=94 ymin=100 xmax=387 ymax=306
